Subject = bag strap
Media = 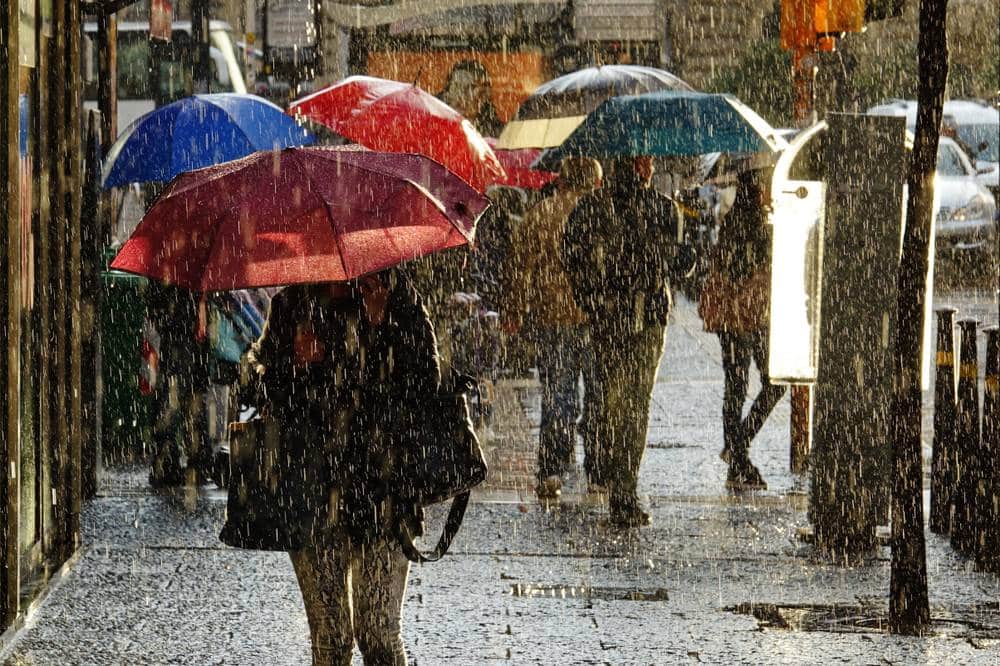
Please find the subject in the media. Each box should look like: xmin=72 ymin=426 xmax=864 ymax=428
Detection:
xmin=396 ymin=492 xmax=471 ymax=563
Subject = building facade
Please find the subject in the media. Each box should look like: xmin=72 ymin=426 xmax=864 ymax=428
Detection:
xmin=1 ymin=0 xmax=92 ymax=641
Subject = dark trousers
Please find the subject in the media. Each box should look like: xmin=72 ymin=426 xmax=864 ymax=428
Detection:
xmin=718 ymin=329 xmax=786 ymax=463
xmin=535 ymin=325 xmax=591 ymax=480
xmin=590 ymin=323 xmax=667 ymax=511
xmin=152 ymin=373 xmax=208 ymax=470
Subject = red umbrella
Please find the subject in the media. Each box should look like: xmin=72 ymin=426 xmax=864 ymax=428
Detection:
xmin=485 ymin=138 xmax=556 ymax=190
xmin=288 ymin=76 xmax=506 ymax=193
xmin=110 ymin=146 xmax=490 ymax=292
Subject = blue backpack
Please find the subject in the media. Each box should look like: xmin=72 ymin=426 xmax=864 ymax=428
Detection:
xmin=208 ymin=297 xmax=257 ymax=363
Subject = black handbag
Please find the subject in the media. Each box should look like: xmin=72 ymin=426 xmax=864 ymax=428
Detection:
xmin=392 ymin=373 xmax=488 ymax=562
xmin=219 ymin=414 xmax=310 ymax=551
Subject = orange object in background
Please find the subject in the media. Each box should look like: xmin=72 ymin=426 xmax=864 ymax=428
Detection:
xmin=781 ymin=0 xmax=816 ymax=51
xmin=366 ymin=50 xmax=547 ymax=123
xmin=781 ymin=0 xmax=865 ymax=51
xmin=815 ymin=0 xmax=865 ymax=34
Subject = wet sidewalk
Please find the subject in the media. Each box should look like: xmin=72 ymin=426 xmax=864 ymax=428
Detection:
xmin=2 ymin=296 xmax=999 ymax=665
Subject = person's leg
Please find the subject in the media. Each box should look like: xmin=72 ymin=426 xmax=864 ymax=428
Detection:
xmin=580 ymin=328 xmax=609 ymax=488
xmin=726 ymin=330 xmax=771 ymax=490
xmin=561 ymin=324 xmax=590 ymax=469
xmin=289 ymin=534 xmax=354 ymax=666
xmin=740 ymin=329 xmax=787 ymax=445
xmin=352 ymin=536 xmax=411 ymax=666
xmin=536 ymin=326 xmax=580 ymax=485
xmin=608 ymin=325 xmax=666 ymax=524
xmin=719 ymin=332 xmax=752 ymax=463
xmin=150 ymin=375 xmax=185 ymax=486
xmin=181 ymin=381 xmax=209 ymax=479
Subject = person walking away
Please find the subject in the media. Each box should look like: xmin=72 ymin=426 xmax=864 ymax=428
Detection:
xmin=506 ymin=157 xmax=603 ymax=498
xmin=145 ymin=282 xmax=212 ymax=487
xmin=245 ymin=268 xmax=439 ymax=665
xmin=563 ymin=156 xmax=693 ymax=527
xmin=698 ymin=169 xmax=786 ymax=490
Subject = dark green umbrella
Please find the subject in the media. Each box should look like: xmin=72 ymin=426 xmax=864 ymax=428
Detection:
xmin=497 ymin=65 xmax=693 ymax=150
xmin=534 ymin=91 xmax=787 ymax=171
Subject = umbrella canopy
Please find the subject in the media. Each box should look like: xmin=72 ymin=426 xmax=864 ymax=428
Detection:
xmin=288 ymin=75 xmax=505 ymax=193
xmin=102 ymin=93 xmax=315 ymax=188
xmin=485 ymin=138 xmax=556 ymax=190
xmin=534 ymin=91 xmax=788 ymax=171
xmin=497 ymin=65 xmax=693 ymax=150
xmin=110 ymin=146 xmax=490 ymax=292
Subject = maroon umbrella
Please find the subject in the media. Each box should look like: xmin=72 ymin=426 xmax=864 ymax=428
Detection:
xmin=110 ymin=146 xmax=490 ymax=291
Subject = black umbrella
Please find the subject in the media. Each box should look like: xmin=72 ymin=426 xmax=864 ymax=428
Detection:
xmin=497 ymin=65 xmax=693 ymax=150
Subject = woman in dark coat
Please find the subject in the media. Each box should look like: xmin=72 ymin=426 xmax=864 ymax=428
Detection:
xmin=246 ymin=268 xmax=439 ymax=665
xmin=699 ymin=170 xmax=786 ymax=491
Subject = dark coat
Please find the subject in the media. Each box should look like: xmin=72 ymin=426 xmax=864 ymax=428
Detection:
xmin=711 ymin=185 xmax=770 ymax=285
xmin=145 ymin=283 xmax=213 ymax=392
xmin=563 ymin=170 xmax=686 ymax=334
xmin=245 ymin=269 xmax=440 ymax=547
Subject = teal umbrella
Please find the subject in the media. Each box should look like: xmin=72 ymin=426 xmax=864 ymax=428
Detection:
xmin=534 ymin=91 xmax=787 ymax=170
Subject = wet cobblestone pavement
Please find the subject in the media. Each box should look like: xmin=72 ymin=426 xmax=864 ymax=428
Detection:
xmin=2 ymin=294 xmax=998 ymax=665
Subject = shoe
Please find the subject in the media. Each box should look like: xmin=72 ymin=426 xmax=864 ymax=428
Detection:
xmin=536 ymin=475 xmax=562 ymax=499
xmin=726 ymin=462 xmax=768 ymax=491
xmin=610 ymin=499 xmax=651 ymax=528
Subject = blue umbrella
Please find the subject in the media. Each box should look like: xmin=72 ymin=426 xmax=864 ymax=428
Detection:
xmin=102 ymin=93 xmax=315 ymax=188
xmin=534 ymin=91 xmax=787 ymax=171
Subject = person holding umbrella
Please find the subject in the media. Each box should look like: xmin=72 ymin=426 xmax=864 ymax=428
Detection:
xmin=109 ymin=145 xmax=490 ymax=664
xmin=547 ymin=90 xmax=786 ymax=523
xmin=563 ymin=156 xmax=692 ymax=527
xmin=100 ymin=92 xmax=314 ymax=488
xmin=246 ymin=269 xmax=438 ymax=665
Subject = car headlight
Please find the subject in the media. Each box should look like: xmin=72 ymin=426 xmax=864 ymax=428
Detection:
xmin=948 ymin=195 xmax=992 ymax=222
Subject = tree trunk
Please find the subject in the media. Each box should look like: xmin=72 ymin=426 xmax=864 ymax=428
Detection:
xmin=889 ymin=0 xmax=949 ymax=636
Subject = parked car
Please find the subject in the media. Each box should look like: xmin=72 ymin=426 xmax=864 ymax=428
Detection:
xmin=867 ymin=99 xmax=999 ymax=201
xmin=934 ymin=135 xmax=998 ymax=270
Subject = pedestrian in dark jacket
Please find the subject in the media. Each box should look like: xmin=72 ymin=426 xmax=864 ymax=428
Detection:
xmin=563 ymin=156 xmax=690 ymax=527
xmin=146 ymin=283 xmax=211 ymax=486
xmin=698 ymin=170 xmax=785 ymax=490
xmin=246 ymin=268 xmax=439 ymax=666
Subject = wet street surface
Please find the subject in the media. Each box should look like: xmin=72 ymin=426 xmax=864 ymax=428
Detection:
xmin=1 ymin=291 xmax=998 ymax=665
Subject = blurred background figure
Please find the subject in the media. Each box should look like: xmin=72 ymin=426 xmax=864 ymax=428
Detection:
xmin=507 ymin=157 xmax=603 ymax=498
xmin=144 ymin=283 xmax=211 ymax=487
xmin=698 ymin=168 xmax=785 ymax=491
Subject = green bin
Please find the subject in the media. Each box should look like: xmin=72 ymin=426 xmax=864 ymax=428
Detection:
xmin=100 ymin=246 xmax=152 ymax=463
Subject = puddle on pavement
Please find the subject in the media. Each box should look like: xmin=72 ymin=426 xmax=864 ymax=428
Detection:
xmin=646 ymin=440 xmax=693 ymax=449
xmin=510 ymin=583 xmax=669 ymax=602
xmin=729 ymin=602 xmax=1000 ymax=639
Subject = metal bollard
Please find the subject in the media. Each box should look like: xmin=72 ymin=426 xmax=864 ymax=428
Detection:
xmin=976 ymin=326 xmax=999 ymax=571
xmin=930 ymin=307 xmax=958 ymax=534
xmin=951 ymin=318 xmax=981 ymax=556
